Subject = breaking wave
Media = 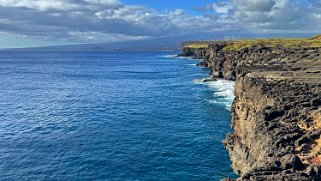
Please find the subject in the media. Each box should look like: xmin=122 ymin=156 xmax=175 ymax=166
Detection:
xmin=194 ymin=78 xmax=235 ymax=110
xmin=160 ymin=54 xmax=202 ymax=60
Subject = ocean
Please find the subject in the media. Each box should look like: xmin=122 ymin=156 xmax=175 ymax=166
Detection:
xmin=0 ymin=51 xmax=236 ymax=180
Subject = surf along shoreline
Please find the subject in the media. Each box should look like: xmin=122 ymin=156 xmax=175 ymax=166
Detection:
xmin=179 ymin=37 xmax=321 ymax=180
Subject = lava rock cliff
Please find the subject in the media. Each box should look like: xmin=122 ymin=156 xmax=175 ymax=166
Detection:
xmin=181 ymin=41 xmax=321 ymax=180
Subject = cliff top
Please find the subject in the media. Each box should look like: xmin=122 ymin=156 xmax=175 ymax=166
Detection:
xmin=183 ymin=43 xmax=209 ymax=49
xmin=182 ymin=40 xmax=221 ymax=49
xmin=310 ymin=34 xmax=321 ymax=40
xmin=183 ymin=34 xmax=321 ymax=51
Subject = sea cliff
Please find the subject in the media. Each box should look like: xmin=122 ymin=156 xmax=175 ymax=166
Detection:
xmin=181 ymin=38 xmax=321 ymax=180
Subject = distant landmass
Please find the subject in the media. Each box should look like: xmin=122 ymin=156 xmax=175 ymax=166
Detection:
xmin=0 ymin=33 xmax=315 ymax=51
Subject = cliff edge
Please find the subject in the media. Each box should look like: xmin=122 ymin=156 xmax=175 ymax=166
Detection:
xmin=181 ymin=38 xmax=321 ymax=180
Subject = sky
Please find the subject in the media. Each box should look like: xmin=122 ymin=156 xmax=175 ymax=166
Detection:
xmin=0 ymin=0 xmax=320 ymax=48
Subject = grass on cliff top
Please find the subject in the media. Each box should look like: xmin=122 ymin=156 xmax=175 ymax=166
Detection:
xmin=222 ymin=37 xmax=321 ymax=51
xmin=183 ymin=44 xmax=209 ymax=49
xmin=183 ymin=35 xmax=321 ymax=51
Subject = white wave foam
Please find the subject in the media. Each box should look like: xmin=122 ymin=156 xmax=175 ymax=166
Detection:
xmin=208 ymin=79 xmax=235 ymax=110
xmin=193 ymin=78 xmax=212 ymax=84
xmin=160 ymin=54 xmax=202 ymax=60
xmin=186 ymin=63 xmax=197 ymax=66
xmin=161 ymin=55 xmax=178 ymax=58
xmin=194 ymin=79 xmax=235 ymax=110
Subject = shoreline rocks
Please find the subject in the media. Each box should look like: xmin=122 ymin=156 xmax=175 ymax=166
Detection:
xmin=180 ymin=41 xmax=321 ymax=180
xmin=201 ymin=76 xmax=217 ymax=82
xmin=178 ymin=47 xmax=207 ymax=59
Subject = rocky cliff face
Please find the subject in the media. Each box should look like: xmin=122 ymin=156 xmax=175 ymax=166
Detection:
xmin=181 ymin=42 xmax=321 ymax=180
xmin=179 ymin=47 xmax=207 ymax=59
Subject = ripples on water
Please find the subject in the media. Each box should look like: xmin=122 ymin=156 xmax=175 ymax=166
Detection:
xmin=0 ymin=51 xmax=237 ymax=180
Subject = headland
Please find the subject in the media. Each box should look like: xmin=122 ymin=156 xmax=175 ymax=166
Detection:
xmin=180 ymin=36 xmax=321 ymax=180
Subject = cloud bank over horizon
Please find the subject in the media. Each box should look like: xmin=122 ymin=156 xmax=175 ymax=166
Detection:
xmin=0 ymin=0 xmax=320 ymax=47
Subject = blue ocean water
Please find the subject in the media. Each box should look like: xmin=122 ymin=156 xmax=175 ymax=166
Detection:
xmin=0 ymin=51 xmax=236 ymax=180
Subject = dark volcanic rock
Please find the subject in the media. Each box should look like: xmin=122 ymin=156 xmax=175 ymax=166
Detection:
xmin=181 ymin=42 xmax=321 ymax=180
xmin=178 ymin=47 xmax=207 ymax=59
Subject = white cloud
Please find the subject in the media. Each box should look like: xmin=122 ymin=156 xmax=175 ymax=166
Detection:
xmin=0 ymin=0 xmax=82 ymax=11
xmin=206 ymin=0 xmax=321 ymax=33
xmin=231 ymin=0 xmax=275 ymax=12
xmin=213 ymin=4 xmax=232 ymax=13
xmin=195 ymin=2 xmax=232 ymax=14
xmin=83 ymin=0 xmax=122 ymax=6
xmin=0 ymin=0 xmax=320 ymax=44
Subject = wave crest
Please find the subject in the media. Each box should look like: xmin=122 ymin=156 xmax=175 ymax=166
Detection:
xmin=194 ymin=79 xmax=235 ymax=110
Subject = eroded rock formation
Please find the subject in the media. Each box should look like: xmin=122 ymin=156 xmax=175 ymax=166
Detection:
xmin=181 ymin=41 xmax=321 ymax=180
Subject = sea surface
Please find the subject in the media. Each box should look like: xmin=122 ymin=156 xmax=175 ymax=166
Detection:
xmin=0 ymin=51 xmax=236 ymax=180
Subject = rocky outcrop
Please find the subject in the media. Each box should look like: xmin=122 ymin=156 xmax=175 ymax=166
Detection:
xmin=181 ymin=42 xmax=321 ymax=180
xmin=178 ymin=47 xmax=207 ymax=59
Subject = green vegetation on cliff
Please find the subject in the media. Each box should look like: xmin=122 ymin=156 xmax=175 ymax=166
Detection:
xmin=183 ymin=44 xmax=209 ymax=49
xmin=183 ymin=35 xmax=321 ymax=52
xmin=222 ymin=37 xmax=321 ymax=52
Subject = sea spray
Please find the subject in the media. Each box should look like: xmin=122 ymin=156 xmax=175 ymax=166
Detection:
xmin=194 ymin=79 xmax=235 ymax=110
xmin=161 ymin=54 xmax=203 ymax=60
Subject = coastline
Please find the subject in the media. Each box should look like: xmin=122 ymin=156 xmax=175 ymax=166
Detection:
xmin=179 ymin=39 xmax=321 ymax=180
